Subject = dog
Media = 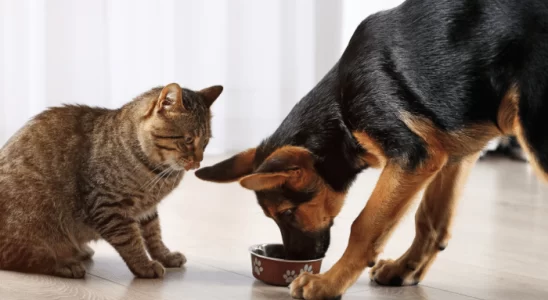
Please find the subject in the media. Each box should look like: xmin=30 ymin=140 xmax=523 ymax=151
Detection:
xmin=196 ymin=0 xmax=548 ymax=299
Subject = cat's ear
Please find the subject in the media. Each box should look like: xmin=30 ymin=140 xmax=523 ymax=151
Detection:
xmin=157 ymin=83 xmax=185 ymax=112
xmin=239 ymin=146 xmax=315 ymax=191
xmin=195 ymin=148 xmax=256 ymax=182
xmin=199 ymin=85 xmax=223 ymax=108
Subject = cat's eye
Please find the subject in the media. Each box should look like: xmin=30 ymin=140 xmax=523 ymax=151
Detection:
xmin=184 ymin=136 xmax=194 ymax=144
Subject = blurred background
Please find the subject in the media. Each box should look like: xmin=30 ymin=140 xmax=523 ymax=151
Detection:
xmin=0 ymin=0 xmax=404 ymax=154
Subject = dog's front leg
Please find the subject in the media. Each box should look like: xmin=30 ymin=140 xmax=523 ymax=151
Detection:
xmin=289 ymin=159 xmax=445 ymax=300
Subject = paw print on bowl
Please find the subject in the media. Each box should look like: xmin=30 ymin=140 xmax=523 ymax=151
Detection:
xmin=300 ymin=264 xmax=313 ymax=274
xmin=283 ymin=270 xmax=298 ymax=283
xmin=254 ymin=258 xmax=264 ymax=275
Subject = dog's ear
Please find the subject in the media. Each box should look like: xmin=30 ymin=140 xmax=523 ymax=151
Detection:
xmin=195 ymin=148 xmax=256 ymax=182
xmin=239 ymin=146 xmax=315 ymax=191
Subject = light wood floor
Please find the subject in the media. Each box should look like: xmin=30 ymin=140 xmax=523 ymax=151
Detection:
xmin=1 ymin=156 xmax=547 ymax=300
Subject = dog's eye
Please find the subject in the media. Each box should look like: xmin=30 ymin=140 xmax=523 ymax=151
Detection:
xmin=184 ymin=136 xmax=194 ymax=144
xmin=281 ymin=209 xmax=294 ymax=218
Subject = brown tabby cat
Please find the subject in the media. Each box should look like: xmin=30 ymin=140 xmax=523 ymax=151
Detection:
xmin=0 ymin=83 xmax=222 ymax=278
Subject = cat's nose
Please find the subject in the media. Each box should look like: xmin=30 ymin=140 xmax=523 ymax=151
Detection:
xmin=183 ymin=160 xmax=200 ymax=171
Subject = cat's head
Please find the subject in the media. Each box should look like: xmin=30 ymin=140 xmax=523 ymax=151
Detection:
xmin=138 ymin=83 xmax=223 ymax=171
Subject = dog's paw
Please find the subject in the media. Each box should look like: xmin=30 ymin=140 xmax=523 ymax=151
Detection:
xmin=289 ymin=272 xmax=342 ymax=300
xmin=370 ymin=259 xmax=419 ymax=286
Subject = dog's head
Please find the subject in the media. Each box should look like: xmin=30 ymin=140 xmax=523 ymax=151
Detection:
xmin=195 ymin=145 xmax=345 ymax=260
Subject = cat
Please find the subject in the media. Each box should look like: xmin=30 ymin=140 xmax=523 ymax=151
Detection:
xmin=0 ymin=83 xmax=222 ymax=278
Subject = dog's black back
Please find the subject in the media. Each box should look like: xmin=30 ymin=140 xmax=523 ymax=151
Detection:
xmin=259 ymin=0 xmax=548 ymax=192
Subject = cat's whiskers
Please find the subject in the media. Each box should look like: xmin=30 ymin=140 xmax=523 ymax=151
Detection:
xmin=147 ymin=164 xmax=166 ymax=177
xmin=170 ymin=170 xmax=183 ymax=192
xmin=130 ymin=161 xmax=160 ymax=174
xmin=142 ymin=166 xmax=171 ymax=192
xmin=127 ymin=159 xmax=164 ymax=184
xmin=152 ymin=167 xmax=173 ymax=188
xmin=141 ymin=171 xmax=161 ymax=190
xmin=145 ymin=170 xmax=169 ymax=194
xmin=128 ymin=161 xmax=143 ymax=174
xmin=156 ymin=166 xmax=175 ymax=200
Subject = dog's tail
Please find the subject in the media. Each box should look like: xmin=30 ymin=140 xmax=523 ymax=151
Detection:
xmin=506 ymin=84 xmax=548 ymax=181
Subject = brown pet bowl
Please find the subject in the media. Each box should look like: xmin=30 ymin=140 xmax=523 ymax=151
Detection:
xmin=249 ymin=243 xmax=324 ymax=286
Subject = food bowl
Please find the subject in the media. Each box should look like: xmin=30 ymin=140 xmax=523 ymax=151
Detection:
xmin=249 ymin=243 xmax=324 ymax=286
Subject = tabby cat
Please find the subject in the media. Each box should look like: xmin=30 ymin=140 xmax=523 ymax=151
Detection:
xmin=0 ymin=83 xmax=222 ymax=278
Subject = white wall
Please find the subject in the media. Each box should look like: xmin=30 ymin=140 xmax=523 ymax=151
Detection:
xmin=0 ymin=0 xmax=404 ymax=154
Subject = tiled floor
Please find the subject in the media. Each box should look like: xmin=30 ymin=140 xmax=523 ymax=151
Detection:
xmin=1 ymin=156 xmax=547 ymax=300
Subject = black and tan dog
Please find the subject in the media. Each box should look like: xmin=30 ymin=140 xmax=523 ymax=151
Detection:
xmin=196 ymin=0 xmax=548 ymax=299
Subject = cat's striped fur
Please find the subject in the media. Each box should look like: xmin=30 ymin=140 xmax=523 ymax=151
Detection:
xmin=0 ymin=83 xmax=222 ymax=278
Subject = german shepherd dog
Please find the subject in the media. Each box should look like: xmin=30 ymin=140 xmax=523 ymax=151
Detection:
xmin=196 ymin=0 xmax=548 ymax=298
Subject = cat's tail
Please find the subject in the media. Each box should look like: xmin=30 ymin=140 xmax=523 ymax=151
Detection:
xmin=509 ymin=84 xmax=548 ymax=182
xmin=0 ymin=235 xmax=57 ymax=274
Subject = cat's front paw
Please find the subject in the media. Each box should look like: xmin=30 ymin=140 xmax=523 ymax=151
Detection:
xmin=54 ymin=262 xmax=87 ymax=278
xmin=131 ymin=260 xmax=165 ymax=278
xmin=77 ymin=244 xmax=95 ymax=261
xmin=159 ymin=251 xmax=187 ymax=268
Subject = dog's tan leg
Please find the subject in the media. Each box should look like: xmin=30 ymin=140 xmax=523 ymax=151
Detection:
xmin=289 ymin=155 xmax=446 ymax=299
xmin=370 ymin=153 xmax=479 ymax=286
